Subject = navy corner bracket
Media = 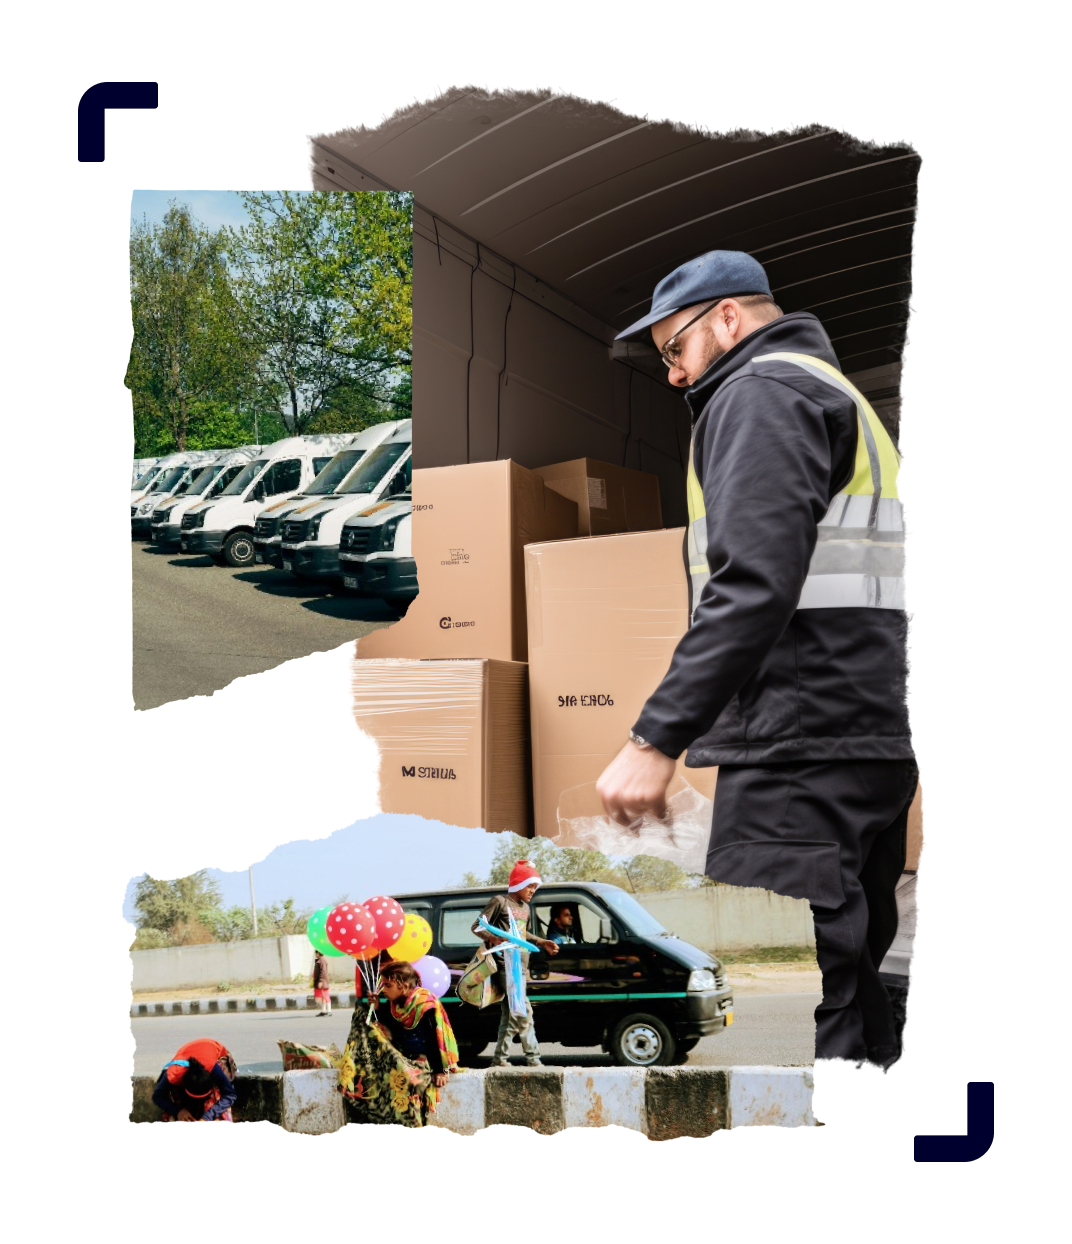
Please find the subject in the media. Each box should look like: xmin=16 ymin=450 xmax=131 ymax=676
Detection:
xmin=914 ymin=1082 xmax=995 ymax=1162
xmin=78 ymin=82 xmax=158 ymax=162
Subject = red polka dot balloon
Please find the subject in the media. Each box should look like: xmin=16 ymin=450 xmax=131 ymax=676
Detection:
xmin=325 ymin=903 xmax=377 ymax=957
xmin=364 ymin=895 xmax=405 ymax=950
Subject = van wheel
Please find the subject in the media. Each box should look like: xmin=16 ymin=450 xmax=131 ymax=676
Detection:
xmin=671 ymin=1037 xmax=700 ymax=1065
xmin=221 ymin=532 xmax=255 ymax=567
xmin=608 ymin=1013 xmax=677 ymax=1067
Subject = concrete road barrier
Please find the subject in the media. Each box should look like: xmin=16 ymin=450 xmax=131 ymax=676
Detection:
xmin=131 ymin=1065 xmax=814 ymax=1136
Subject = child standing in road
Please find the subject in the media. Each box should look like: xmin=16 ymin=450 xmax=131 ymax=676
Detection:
xmin=313 ymin=949 xmax=332 ymax=1016
xmin=472 ymin=860 xmax=559 ymax=1067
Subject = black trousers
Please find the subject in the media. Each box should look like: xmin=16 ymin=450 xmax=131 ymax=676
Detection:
xmin=706 ymin=760 xmax=918 ymax=1063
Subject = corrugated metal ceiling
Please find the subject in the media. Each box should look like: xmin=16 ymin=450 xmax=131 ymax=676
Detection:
xmin=312 ymin=87 xmax=918 ymax=376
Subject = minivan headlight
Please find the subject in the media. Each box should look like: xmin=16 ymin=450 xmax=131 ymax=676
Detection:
xmin=687 ymin=969 xmax=717 ymax=992
xmin=309 ymin=512 xmax=327 ymax=538
xmin=379 ymin=515 xmax=403 ymax=551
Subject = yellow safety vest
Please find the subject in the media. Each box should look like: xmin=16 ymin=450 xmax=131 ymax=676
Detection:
xmin=686 ymin=351 xmax=904 ymax=619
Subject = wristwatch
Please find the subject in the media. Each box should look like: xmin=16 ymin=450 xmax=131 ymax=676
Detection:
xmin=629 ymin=730 xmax=654 ymax=751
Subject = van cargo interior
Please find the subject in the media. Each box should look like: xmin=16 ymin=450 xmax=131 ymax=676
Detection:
xmin=313 ymin=87 xmax=917 ymax=527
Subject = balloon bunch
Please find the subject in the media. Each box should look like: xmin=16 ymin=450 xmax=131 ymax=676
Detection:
xmin=306 ymin=895 xmax=452 ymax=1003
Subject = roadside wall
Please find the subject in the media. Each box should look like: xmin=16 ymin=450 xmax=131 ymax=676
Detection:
xmin=637 ymin=886 xmax=815 ymax=953
xmin=132 ymin=885 xmax=814 ymax=990
xmin=131 ymin=934 xmax=357 ymax=992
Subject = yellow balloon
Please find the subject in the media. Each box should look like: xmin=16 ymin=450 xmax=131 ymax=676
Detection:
xmin=388 ymin=913 xmax=433 ymax=962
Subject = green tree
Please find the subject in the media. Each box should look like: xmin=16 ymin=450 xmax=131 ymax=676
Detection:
xmin=132 ymin=870 xmax=223 ymax=946
xmin=232 ymin=191 xmax=412 ymax=434
xmin=126 ymin=203 xmax=254 ymax=451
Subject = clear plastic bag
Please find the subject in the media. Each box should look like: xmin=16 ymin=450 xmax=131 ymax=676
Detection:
xmin=554 ymin=773 xmax=712 ymax=874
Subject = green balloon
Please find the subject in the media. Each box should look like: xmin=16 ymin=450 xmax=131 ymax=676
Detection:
xmin=307 ymin=905 xmax=346 ymax=957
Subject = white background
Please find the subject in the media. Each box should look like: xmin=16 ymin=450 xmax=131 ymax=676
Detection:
xmin=4 ymin=1 xmax=1066 ymax=1236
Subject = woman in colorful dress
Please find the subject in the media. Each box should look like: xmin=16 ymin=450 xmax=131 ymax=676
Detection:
xmin=151 ymin=1038 xmax=238 ymax=1122
xmin=337 ymin=960 xmax=458 ymax=1127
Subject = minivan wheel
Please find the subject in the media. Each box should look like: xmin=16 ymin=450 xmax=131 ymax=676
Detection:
xmin=609 ymin=1013 xmax=677 ymax=1067
xmin=222 ymin=531 xmax=255 ymax=567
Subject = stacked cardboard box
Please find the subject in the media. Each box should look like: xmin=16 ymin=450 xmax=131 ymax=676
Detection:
xmin=356 ymin=459 xmax=578 ymax=662
xmin=532 ymin=457 xmax=662 ymax=537
xmin=352 ymin=658 xmax=531 ymax=835
xmin=524 ymin=527 xmax=717 ymax=848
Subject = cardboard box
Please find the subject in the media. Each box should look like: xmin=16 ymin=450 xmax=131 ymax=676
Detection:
xmin=532 ymin=457 xmax=662 ymax=537
xmin=356 ymin=459 xmax=578 ymax=662
xmin=906 ymin=783 xmax=923 ymax=871
xmin=353 ymin=658 xmax=532 ymax=835
xmin=525 ymin=528 xmax=717 ymax=852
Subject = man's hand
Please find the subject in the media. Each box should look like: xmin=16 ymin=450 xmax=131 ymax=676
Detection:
xmin=596 ymin=739 xmax=677 ymax=827
xmin=536 ymin=939 xmax=559 ymax=956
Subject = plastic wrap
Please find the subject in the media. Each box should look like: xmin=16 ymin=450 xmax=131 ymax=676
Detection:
xmin=553 ymin=773 xmax=713 ymax=874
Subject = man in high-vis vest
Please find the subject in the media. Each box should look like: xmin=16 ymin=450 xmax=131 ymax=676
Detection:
xmin=597 ymin=250 xmax=917 ymax=1066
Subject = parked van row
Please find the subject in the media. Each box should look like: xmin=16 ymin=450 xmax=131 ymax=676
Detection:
xmin=131 ymin=422 xmax=416 ymax=611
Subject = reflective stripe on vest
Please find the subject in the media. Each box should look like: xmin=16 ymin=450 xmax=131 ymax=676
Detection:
xmin=685 ymin=351 xmax=904 ymax=621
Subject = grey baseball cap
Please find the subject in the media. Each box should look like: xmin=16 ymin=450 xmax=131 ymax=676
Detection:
xmin=615 ymin=250 xmax=773 ymax=341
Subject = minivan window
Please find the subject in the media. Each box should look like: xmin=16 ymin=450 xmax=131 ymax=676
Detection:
xmin=134 ymin=465 xmax=162 ymax=488
xmin=305 ymin=449 xmax=367 ymax=495
xmin=337 ymin=442 xmax=409 ymax=495
xmin=531 ymin=896 xmax=618 ymax=944
xmin=440 ymin=907 xmax=485 ymax=947
xmin=598 ymin=888 xmax=669 ymax=939
xmin=265 ymin=458 xmax=302 ymax=495
xmin=312 ymin=456 xmax=335 ymax=475
xmin=222 ymin=458 xmax=267 ymax=496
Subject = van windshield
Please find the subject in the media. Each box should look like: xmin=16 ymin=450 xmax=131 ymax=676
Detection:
xmin=306 ymin=449 xmax=367 ymax=495
xmin=185 ymin=464 xmax=222 ymax=495
xmin=337 ymin=442 xmax=409 ymax=495
xmin=134 ymin=465 xmax=162 ymax=488
xmin=153 ymin=466 xmax=188 ymax=493
xmin=208 ymin=463 xmax=246 ymax=495
xmin=221 ymin=459 xmax=268 ymax=496
xmin=598 ymin=889 xmax=670 ymax=938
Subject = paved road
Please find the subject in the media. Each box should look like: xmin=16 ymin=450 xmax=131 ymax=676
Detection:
xmin=131 ymin=993 xmax=816 ymax=1074
xmin=133 ymin=542 xmax=400 ymax=709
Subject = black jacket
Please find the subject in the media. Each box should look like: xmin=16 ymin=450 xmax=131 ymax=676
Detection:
xmin=633 ymin=312 xmax=913 ymax=766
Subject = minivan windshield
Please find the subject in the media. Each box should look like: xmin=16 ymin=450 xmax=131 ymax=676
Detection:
xmin=134 ymin=465 xmax=162 ymax=488
xmin=208 ymin=463 xmax=246 ymax=495
xmin=306 ymin=449 xmax=367 ymax=495
xmin=185 ymin=463 xmax=222 ymax=495
xmin=221 ymin=458 xmax=268 ymax=496
xmin=598 ymin=888 xmax=670 ymax=938
xmin=337 ymin=442 xmax=409 ymax=495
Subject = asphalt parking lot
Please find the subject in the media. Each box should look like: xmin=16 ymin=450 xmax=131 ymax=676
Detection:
xmin=132 ymin=542 xmax=399 ymax=709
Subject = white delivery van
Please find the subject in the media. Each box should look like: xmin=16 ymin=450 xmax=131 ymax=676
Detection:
xmin=132 ymin=458 xmax=160 ymax=487
xmin=337 ymin=494 xmax=415 ymax=608
xmin=130 ymin=450 xmax=210 ymax=507
xmin=178 ymin=435 xmax=355 ymax=566
xmin=148 ymin=446 xmax=262 ymax=550
xmin=251 ymin=423 xmax=404 ymax=570
xmin=278 ymin=420 xmax=412 ymax=581
xmin=130 ymin=451 xmax=220 ymax=536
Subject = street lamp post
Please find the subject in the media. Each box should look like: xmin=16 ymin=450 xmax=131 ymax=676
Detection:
xmin=249 ymin=865 xmax=258 ymax=938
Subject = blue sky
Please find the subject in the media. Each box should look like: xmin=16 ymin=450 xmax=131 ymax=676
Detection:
xmin=122 ymin=813 xmax=503 ymax=923
xmin=131 ymin=190 xmax=272 ymax=233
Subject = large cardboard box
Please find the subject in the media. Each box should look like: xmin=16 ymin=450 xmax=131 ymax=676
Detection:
xmin=525 ymin=528 xmax=717 ymax=854
xmin=532 ymin=457 xmax=662 ymax=537
xmin=353 ymin=658 xmax=531 ymax=835
xmin=356 ymin=460 xmax=578 ymax=662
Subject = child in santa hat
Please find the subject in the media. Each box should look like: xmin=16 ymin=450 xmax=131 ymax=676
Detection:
xmin=472 ymin=860 xmax=559 ymax=1066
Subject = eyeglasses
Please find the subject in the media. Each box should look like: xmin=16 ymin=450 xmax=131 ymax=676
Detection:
xmin=659 ymin=299 xmax=725 ymax=368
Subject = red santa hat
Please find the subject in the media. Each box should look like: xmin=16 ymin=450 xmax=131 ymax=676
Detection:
xmin=508 ymin=860 xmax=542 ymax=892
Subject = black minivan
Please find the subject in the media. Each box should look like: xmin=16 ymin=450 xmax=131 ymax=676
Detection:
xmin=392 ymin=881 xmax=735 ymax=1067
